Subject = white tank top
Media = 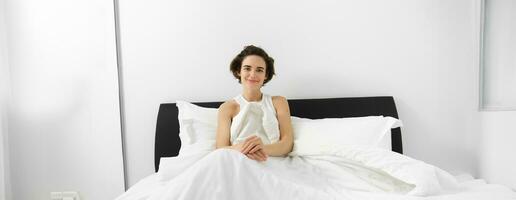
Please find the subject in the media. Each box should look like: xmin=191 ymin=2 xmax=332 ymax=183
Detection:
xmin=230 ymin=94 xmax=280 ymax=145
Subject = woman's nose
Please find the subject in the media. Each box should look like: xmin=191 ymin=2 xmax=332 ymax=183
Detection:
xmin=249 ymin=71 xmax=256 ymax=77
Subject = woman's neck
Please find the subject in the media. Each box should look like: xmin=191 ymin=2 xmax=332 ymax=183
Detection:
xmin=242 ymin=89 xmax=263 ymax=102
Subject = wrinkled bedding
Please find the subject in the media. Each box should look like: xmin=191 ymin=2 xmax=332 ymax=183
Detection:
xmin=116 ymin=147 xmax=516 ymax=200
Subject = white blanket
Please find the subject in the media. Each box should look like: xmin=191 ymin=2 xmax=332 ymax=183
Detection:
xmin=116 ymin=148 xmax=516 ymax=200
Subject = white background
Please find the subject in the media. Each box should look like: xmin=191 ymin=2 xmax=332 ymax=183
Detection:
xmin=1 ymin=0 xmax=12 ymax=199
xmin=1 ymin=0 xmax=516 ymax=199
xmin=1 ymin=0 xmax=125 ymax=199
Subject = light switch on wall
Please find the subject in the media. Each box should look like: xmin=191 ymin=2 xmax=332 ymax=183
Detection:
xmin=50 ymin=191 xmax=80 ymax=200
xmin=50 ymin=192 xmax=62 ymax=200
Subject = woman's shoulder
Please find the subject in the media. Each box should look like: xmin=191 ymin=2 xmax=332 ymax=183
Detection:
xmin=270 ymin=96 xmax=290 ymax=115
xmin=271 ymin=95 xmax=289 ymax=109
xmin=271 ymin=95 xmax=288 ymax=103
xmin=219 ymin=99 xmax=238 ymax=109
xmin=218 ymin=99 xmax=239 ymax=116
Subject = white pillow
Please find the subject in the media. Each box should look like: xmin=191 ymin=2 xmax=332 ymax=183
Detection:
xmin=174 ymin=101 xmax=402 ymax=156
xmin=158 ymin=101 xmax=219 ymax=180
xmin=378 ymin=129 xmax=393 ymax=150
xmin=176 ymin=101 xmax=218 ymax=156
xmin=289 ymin=116 xmax=402 ymax=156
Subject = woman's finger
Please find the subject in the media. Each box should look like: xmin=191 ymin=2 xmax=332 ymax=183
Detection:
xmin=249 ymin=152 xmax=263 ymax=161
xmin=248 ymin=144 xmax=262 ymax=154
xmin=241 ymin=136 xmax=258 ymax=152
xmin=242 ymin=143 xmax=256 ymax=154
xmin=257 ymin=152 xmax=267 ymax=161
xmin=241 ymin=139 xmax=255 ymax=152
xmin=248 ymin=138 xmax=265 ymax=154
xmin=242 ymin=140 xmax=258 ymax=154
xmin=247 ymin=153 xmax=258 ymax=161
xmin=256 ymin=150 xmax=267 ymax=161
xmin=251 ymin=136 xmax=262 ymax=145
xmin=245 ymin=135 xmax=257 ymax=142
xmin=240 ymin=141 xmax=250 ymax=152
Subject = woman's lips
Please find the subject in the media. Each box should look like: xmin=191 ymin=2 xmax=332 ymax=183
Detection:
xmin=247 ymin=79 xmax=259 ymax=83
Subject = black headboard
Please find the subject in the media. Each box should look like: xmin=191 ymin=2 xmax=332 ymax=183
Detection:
xmin=154 ymin=96 xmax=403 ymax=172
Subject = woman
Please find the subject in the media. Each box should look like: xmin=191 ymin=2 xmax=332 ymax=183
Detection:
xmin=216 ymin=45 xmax=294 ymax=161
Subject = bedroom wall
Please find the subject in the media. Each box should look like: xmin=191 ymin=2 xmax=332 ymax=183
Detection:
xmin=118 ymin=0 xmax=482 ymax=187
xmin=4 ymin=0 xmax=125 ymax=199
xmin=477 ymin=0 xmax=516 ymax=190
xmin=0 ymin=0 xmax=12 ymax=198
xmin=479 ymin=113 xmax=516 ymax=189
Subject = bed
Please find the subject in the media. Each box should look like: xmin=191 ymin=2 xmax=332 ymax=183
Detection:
xmin=116 ymin=96 xmax=516 ymax=200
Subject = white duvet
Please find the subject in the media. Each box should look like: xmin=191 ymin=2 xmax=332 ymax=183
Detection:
xmin=116 ymin=147 xmax=516 ymax=200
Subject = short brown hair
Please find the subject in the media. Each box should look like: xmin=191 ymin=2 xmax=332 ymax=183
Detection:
xmin=230 ymin=45 xmax=275 ymax=85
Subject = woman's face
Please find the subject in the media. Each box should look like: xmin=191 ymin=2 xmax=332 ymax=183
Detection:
xmin=239 ymin=55 xmax=267 ymax=89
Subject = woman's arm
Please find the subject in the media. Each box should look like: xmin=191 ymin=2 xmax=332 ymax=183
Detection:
xmin=215 ymin=101 xmax=239 ymax=150
xmin=263 ymin=96 xmax=294 ymax=156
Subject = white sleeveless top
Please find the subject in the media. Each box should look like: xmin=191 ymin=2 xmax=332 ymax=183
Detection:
xmin=230 ymin=94 xmax=280 ymax=145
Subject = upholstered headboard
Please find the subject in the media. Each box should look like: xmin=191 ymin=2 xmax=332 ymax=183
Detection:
xmin=154 ymin=96 xmax=403 ymax=172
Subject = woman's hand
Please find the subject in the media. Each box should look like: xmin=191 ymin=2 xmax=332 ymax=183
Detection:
xmin=230 ymin=142 xmax=244 ymax=151
xmin=245 ymin=149 xmax=268 ymax=162
xmin=241 ymin=135 xmax=264 ymax=154
xmin=232 ymin=135 xmax=267 ymax=162
xmin=232 ymin=142 xmax=267 ymax=161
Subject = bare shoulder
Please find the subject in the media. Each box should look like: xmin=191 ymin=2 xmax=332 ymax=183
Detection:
xmin=271 ymin=96 xmax=290 ymax=112
xmin=218 ymin=99 xmax=239 ymax=117
xmin=272 ymin=96 xmax=288 ymax=105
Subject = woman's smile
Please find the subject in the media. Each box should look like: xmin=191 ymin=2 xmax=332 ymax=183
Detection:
xmin=247 ymin=79 xmax=260 ymax=84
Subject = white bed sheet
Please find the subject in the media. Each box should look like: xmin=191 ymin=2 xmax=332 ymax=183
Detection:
xmin=117 ymin=174 xmax=516 ymax=200
xmin=116 ymin=149 xmax=516 ymax=200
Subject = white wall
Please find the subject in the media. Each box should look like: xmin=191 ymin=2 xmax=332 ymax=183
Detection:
xmin=476 ymin=0 xmax=516 ymax=189
xmin=118 ymin=0 xmax=482 ymax=187
xmin=4 ymin=0 xmax=125 ymax=199
xmin=0 ymin=0 xmax=12 ymax=198
xmin=479 ymin=112 xmax=516 ymax=189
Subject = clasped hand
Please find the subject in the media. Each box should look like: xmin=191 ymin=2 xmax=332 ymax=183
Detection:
xmin=236 ymin=135 xmax=268 ymax=162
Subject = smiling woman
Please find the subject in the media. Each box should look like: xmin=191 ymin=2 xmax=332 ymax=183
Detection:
xmin=216 ymin=45 xmax=294 ymax=161
xmin=229 ymin=45 xmax=275 ymax=86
